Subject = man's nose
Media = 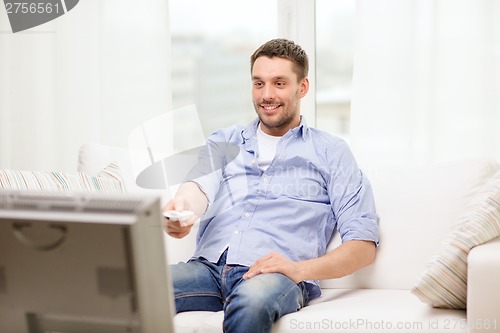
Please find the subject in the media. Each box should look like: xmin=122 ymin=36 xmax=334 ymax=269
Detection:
xmin=262 ymin=85 xmax=275 ymax=100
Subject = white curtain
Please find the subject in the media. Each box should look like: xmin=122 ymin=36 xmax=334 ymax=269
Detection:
xmin=350 ymin=0 xmax=500 ymax=167
xmin=0 ymin=0 xmax=170 ymax=172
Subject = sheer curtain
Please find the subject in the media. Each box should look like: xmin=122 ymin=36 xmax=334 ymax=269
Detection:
xmin=350 ymin=0 xmax=500 ymax=167
xmin=0 ymin=0 xmax=170 ymax=172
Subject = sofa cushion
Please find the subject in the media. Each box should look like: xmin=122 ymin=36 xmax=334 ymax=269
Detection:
xmin=174 ymin=289 xmax=467 ymax=333
xmin=77 ymin=143 xmax=169 ymax=201
xmin=321 ymin=158 xmax=499 ymax=290
xmin=411 ymin=169 xmax=500 ymax=309
xmin=0 ymin=163 xmax=124 ymax=193
xmin=78 ymin=143 xmax=139 ymax=192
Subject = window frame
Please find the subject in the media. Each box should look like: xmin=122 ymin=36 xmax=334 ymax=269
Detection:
xmin=277 ymin=0 xmax=316 ymax=128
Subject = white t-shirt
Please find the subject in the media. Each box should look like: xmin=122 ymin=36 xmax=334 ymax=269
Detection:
xmin=256 ymin=124 xmax=282 ymax=170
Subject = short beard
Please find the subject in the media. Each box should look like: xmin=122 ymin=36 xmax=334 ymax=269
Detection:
xmin=254 ymin=102 xmax=298 ymax=133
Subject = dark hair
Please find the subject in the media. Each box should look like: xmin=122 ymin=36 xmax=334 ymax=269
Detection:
xmin=250 ymin=38 xmax=309 ymax=81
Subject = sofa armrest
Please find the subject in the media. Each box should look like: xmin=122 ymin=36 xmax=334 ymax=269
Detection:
xmin=467 ymin=237 xmax=500 ymax=332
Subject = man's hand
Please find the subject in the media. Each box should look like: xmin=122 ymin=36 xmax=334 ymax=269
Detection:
xmin=243 ymin=252 xmax=304 ymax=283
xmin=164 ymin=220 xmax=194 ymax=239
xmin=162 ymin=194 xmax=198 ymax=239
xmin=242 ymin=240 xmax=376 ymax=283
xmin=162 ymin=182 xmax=208 ymax=239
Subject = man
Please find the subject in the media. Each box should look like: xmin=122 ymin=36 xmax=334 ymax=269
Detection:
xmin=164 ymin=38 xmax=379 ymax=333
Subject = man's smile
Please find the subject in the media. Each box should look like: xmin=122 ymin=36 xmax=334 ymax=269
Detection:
xmin=260 ymin=103 xmax=282 ymax=113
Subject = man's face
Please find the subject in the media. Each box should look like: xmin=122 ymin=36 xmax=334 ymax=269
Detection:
xmin=252 ymin=56 xmax=309 ymax=136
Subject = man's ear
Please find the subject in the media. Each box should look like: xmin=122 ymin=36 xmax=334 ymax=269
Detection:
xmin=299 ymin=77 xmax=309 ymax=97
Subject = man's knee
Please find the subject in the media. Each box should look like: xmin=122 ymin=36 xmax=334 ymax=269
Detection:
xmin=222 ymin=273 xmax=305 ymax=332
xmin=225 ymin=273 xmax=304 ymax=316
xmin=170 ymin=261 xmax=224 ymax=313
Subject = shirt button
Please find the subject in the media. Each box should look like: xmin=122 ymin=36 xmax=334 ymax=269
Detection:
xmin=244 ymin=212 xmax=250 ymax=218
xmin=262 ymin=176 xmax=269 ymax=183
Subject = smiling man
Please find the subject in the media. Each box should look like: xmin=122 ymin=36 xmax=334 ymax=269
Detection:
xmin=251 ymin=52 xmax=307 ymax=136
xmin=164 ymin=38 xmax=379 ymax=333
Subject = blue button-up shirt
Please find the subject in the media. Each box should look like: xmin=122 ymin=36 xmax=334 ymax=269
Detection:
xmin=186 ymin=117 xmax=379 ymax=299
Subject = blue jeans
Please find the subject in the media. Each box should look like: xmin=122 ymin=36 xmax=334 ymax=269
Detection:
xmin=170 ymin=251 xmax=309 ymax=333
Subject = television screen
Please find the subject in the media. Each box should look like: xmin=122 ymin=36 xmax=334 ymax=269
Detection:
xmin=0 ymin=190 xmax=175 ymax=333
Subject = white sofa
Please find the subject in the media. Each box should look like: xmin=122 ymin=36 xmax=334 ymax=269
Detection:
xmin=77 ymin=143 xmax=500 ymax=333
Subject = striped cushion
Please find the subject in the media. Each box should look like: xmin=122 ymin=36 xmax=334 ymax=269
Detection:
xmin=412 ymin=169 xmax=500 ymax=309
xmin=0 ymin=163 xmax=124 ymax=193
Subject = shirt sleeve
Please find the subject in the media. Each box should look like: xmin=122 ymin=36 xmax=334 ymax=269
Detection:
xmin=183 ymin=130 xmax=240 ymax=208
xmin=328 ymin=140 xmax=379 ymax=246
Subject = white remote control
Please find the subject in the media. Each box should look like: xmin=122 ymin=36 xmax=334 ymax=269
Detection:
xmin=163 ymin=210 xmax=195 ymax=226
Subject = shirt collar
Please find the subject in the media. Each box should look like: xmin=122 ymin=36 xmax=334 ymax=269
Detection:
xmin=241 ymin=116 xmax=310 ymax=142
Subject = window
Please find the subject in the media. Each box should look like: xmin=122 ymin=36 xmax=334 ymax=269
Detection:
xmin=170 ymin=0 xmax=355 ymax=140
xmin=315 ymin=0 xmax=356 ymax=140
xmin=170 ymin=0 xmax=277 ymax=137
